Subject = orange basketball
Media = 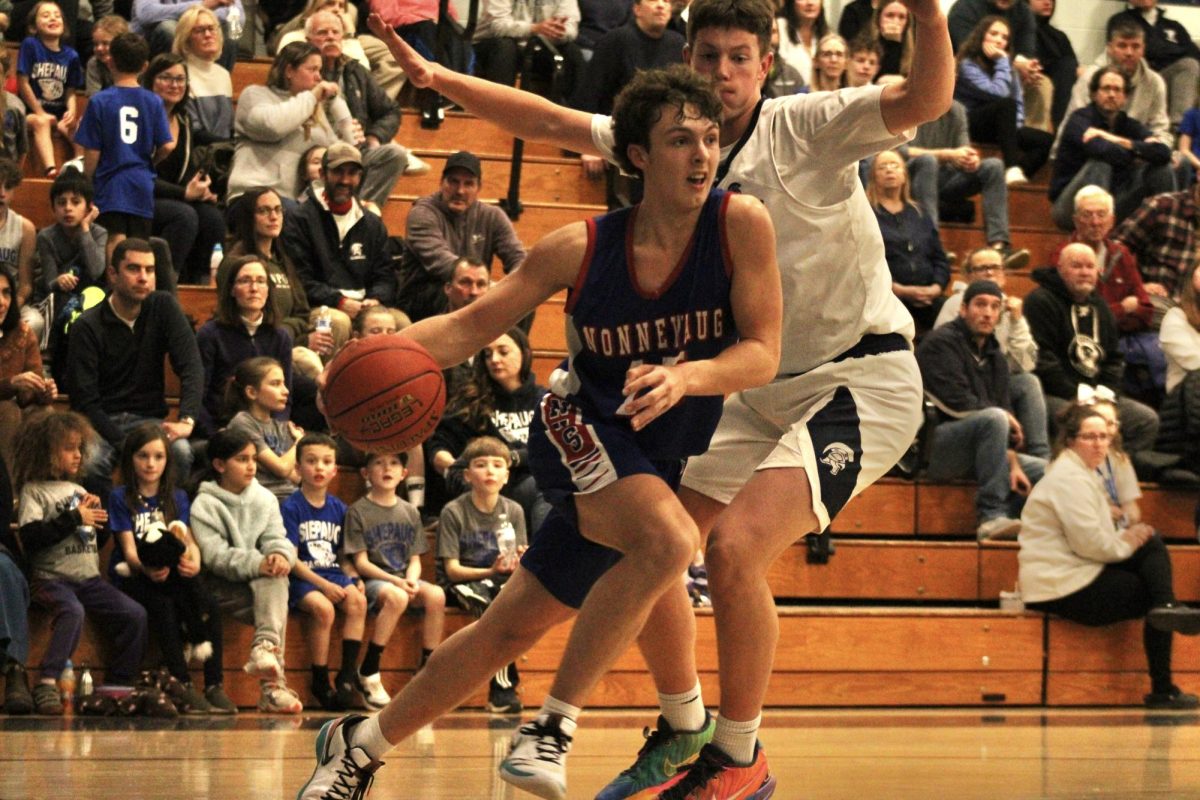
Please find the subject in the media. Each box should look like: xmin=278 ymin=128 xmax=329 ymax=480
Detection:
xmin=321 ymin=334 xmax=446 ymax=453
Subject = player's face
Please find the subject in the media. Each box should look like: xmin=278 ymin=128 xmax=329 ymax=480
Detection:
xmin=253 ymin=191 xmax=285 ymax=240
xmin=1070 ymin=416 xmax=1111 ymax=470
xmin=849 ymin=50 xmax=879 ymax=86
xmin=633 ymin=0 xmax=672 ymax=36
xmin=960 ymin=294 xmax=1002 ymax=338
xmin=686 ymin=27 xmax=771 ymax=136
xmin=249 ymin=365 xmax=289 ymax=413
xmin=93 ymin=29 xmax=114 ymax=68
xmin=307 ymin=11 xmax=344 ymax=60
xmin=632 ymin=103 xmax=720 ymax=207
xmin=878 ymin=3 xmax=907 ymax=41
xmin=188 ymin=15 xmax=222 ymax=60
xmin=1073 ymin=198 xmax=1114 ymax=243
xmin=1107 ymin=36 xmax=1144 ymax=75
xmin=216 ymin=444 xmax=258 ymax=493
xmin=109 ymin=251 xmax=157 ymax=305
xmin=983 ymin=21 xmax=1009 ymax=54
xmin=231 ymin=262 xmax=270 ymax=318
xmin=286 ymin=54 xmax=325 ymax=93
xmin=440 ymin=169 xmax=480 ymax=213
xmin=53 ymin=191 xmax=88 ymax=228
xmin=483 ymin=334 xmax=524 ymax=391
xmin=445 ymin=264 xmax=490 ymax=310
xmin=298 ymin=445 xmax=337 ymax=489
xmin=152 ymin=64 xmax=188 ymax=108
xmin=363 ymin=454 xmax=405 ymax=492
xmin=34 ymin=3 xmax=63 ymax=38
xmin=133 ymin=438 xmax=168 ymax=490
xmin=1058 ymin=249 xmax=1099 ymax=300
xmin=324 ymin=163 xmax=363 ymax=205
xmin=465 ymin=455 xmax=509 ymax=494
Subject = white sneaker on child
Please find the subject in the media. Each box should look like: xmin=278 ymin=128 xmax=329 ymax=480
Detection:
xmin=498 ymin=715 xmax=573 ymax=800
xmin=244 ymin=640 xmax=284 ymax=680
xmin=62 ymin=157 xmax=84 ymax=174
xmin=356 ymin=671 xmax=390 ymax=710
xmin=259 ymin=682 xmax=303 ymax=714
xmin=296 ymin=714 xmax=383 ymax=800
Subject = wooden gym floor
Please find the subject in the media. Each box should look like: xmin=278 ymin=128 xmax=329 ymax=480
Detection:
xmin=2 ymin=708 xmax=1200 ymax=799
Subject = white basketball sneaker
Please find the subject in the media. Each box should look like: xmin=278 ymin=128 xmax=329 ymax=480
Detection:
xmin=296 ymin=715 xmax=384 ymax=800
xmin=498 ymin=715 xmax=574 ymax=800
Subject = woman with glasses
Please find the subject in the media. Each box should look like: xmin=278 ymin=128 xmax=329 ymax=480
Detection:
xmin=1019 ymin=402 xmax=1200 ymax=709
xmin=807 ymin=33 xmax=848 ymax=93
xmin=195 ymin=254 xmax=297 ymax=437
xmin=143 ymin=53 xmax=226 ymax=284
xmin=172 ymin=5 xmax=234 ymax=145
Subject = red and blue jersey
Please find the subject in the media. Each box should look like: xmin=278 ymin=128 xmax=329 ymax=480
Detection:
xmin=546 ymin=188 xmax=737 ymax=460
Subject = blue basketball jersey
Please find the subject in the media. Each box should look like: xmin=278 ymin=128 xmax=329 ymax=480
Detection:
xmin=547 ymin=188 xmax=737 ymax=459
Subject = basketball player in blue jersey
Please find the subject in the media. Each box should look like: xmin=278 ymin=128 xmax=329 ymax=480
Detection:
xmin=297 ymin=65 xmax=782 ymax=800
xmin=364 ymin=2 xmax=955 ymax=797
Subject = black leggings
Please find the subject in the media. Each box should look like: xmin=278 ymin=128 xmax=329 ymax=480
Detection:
xmin=1027 ymin=534 xmax=1176 ymax=694
xmin=967 ymin=96 xmax=1054 ymax=177
xmin=120 ymin=571 xmax=224 ymax=688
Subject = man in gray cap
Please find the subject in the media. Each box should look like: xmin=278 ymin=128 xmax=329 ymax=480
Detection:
xmin=917 ymin=279 xmax=1048 ymax=540
xmin=399 ymin=151 xmax=527 ymax=322
xmin=283 ymin=142 xmax=405 ymax=353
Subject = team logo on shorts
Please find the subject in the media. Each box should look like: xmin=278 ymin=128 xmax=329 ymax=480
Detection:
xmin=820 ymin=442 xmax=855 ymax=475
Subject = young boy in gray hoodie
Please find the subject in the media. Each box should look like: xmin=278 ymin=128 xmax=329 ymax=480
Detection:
xmin=190 ymin=428 xmax=301 ymax=713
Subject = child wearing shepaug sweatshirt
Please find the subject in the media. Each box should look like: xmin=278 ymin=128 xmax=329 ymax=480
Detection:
xmin=189 ymin=428 xmax=302 ymax=713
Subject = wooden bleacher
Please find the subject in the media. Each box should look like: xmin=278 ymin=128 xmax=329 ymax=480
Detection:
xmin=15 ymin=60 xmax=1200 ymax=712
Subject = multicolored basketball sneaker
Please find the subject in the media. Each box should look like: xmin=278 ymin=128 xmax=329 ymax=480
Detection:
xmin=596 ymin=713 xmax=715 ymax=799
xmin=655 ymin=742 xmax=775 ymax=799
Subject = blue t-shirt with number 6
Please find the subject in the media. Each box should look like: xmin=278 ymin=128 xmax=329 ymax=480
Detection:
xmin=75 ymin=86 xmax=172 ymax=219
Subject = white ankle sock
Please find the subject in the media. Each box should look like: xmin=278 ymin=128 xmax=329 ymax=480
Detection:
xmin=658 ymin=681 xmax=706 ymax=732
xmin=351 ymin=713 xmax=394 ymax=761
xmin=538 ymin=695 xmax=580 ymax=737
xmin=711 ymin=714 xmax=760 ymax=765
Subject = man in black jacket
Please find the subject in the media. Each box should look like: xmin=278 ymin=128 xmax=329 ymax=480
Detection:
xmin=1026 ymin=242 xmax=1160 ymax=457
xmin=917 ymin=280 xmax=1046 ymax=540
xmin=308 ymin=9 xmax=428 ymax=209
xmin=65 ymin=238 xmax=201 ymax=494
xmin=1107 ymin=0 xmax=1200 ymax=128
xmin=282 ymin=143 xmax=404 ymax=354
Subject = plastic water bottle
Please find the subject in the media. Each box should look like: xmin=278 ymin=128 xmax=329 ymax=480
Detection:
xmin=72 ymin=491 xmax=94 ymax=539
xmin=315 ymin=306 xmax=332 ymax=334
xmin=60 ymin=660 xmax=76 ymax=711
xmin=78 ymin=664 xmax=93 ymax=699
xmin=495 ymin=513 xmax=516 ymax=563
xmin=209 ymin=243 xmax=223 ymax=286
xmin=226 ymin=4 xmax=244 ymax=41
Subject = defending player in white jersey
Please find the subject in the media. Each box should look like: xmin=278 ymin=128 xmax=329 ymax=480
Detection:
xmin=366 ymin=1 xmax=953 ymax=797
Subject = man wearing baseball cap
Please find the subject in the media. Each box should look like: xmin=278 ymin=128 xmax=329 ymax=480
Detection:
xmin=398 ymin=150 xmax=527 ymax=322
xmin=918 ymin=279 xmax=1048 ymax=540
xmin=282 ymin=142 xmax=408 ymax=353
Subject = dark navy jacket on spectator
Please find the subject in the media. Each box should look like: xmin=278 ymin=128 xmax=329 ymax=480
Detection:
xmin=195 ymin=319 xmax=295 ymax=437
xmin=571 ymin=19 xmax=684 ymax=114
xmin=576 ymin=0 xmax=632 ymax=51
xmin=1107 ymin=7 xmax=1200 ymax=74
xmin=874 ymin=203 xmax=951 ymax=291
xmin=917 ymin=316 xmax=1012 ymax=422
xmin=1049 ymin=103 xmax=1171 ymax=201
xmin=64 ymin=291 xmax=203 ymax=446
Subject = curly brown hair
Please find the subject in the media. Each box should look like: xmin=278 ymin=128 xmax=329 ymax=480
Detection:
xmin=611 ymin=64 xmax=723 ymax=178
xmin=11 ymin=409 xmax=98 ymax=491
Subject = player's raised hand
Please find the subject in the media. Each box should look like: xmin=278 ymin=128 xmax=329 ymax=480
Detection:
xmin=368 ymin=13 xmax=436 ymax=89
xmin=622 ymin=363 xmax=687 ymax=432
xmin=896 ymin=0 xmax=944 ymax=23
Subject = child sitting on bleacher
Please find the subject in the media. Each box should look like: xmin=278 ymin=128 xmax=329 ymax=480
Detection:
xmin=12 ymin=409 xmax=146 ymax=715
xmin=0 ymin=50 xmax=28 ymax=163
xmin=36 ymin=170 xmax=107 ymax=373
xmin=344 ymin=450 xmax=446 ymax=709
xmin=17 ymin=0 xmax=84 ymax=177
xmin=282 ymin=432 xmax=365 ymax=711
xmin=74 ymin=31 xmax=173 ymax=263
xmin=84 ymin=15 xmax=128 ymax=95
xmin=225 ymin=356 xmax=303 ymax=501
xmin=109 ymin=421 xmax=233 ymax=714
xmin=437 ymin=435 xmax=527 ymax=714
xmin=190 ymin=428 xmax=302 ymax=714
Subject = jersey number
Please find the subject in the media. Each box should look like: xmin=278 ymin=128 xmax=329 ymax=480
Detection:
xmin=119 ymin=106 xmax=139 ymax=144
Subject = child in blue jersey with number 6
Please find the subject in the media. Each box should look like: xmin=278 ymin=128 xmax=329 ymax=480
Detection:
xmin=298 ymin=64 xmax=782 ymax=800
xmin=74 ymin=32 xmax=173 ymax=265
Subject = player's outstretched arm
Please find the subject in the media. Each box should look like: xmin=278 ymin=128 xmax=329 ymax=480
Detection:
xmin=621 ymin=196 xmax=782 ymax=431
xmin=879 ymin=0 xmax=954 ymax=134
xmin=367 ymin=13 xmax=599 ymax=156
xmin=402 ymin=222 xmax=586 ymax=369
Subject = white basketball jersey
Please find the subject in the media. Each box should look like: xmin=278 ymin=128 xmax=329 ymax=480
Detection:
xmin=592 ymin=84 xmax=915 ymax=376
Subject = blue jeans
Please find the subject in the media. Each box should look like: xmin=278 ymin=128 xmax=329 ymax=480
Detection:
xmin=927 ymin=407 xmax=1048 ymax=521
xmin=86 ymin=413 xmax=194 ymax=495
xmin=908 ymin=153 xmax=1010 ymax=246
xmin=1010 ymin=371 xmax=1050 ymax=459
xmin=0 ymin=552 xmax=29 ymax=663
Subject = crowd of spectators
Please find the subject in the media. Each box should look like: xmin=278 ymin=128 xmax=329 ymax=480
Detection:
xmin=2 ymin=0 xmax=1200 ymax=717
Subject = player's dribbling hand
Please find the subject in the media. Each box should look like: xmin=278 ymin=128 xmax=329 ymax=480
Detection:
xmin=622 ymin=363 xmax=687 ymax=431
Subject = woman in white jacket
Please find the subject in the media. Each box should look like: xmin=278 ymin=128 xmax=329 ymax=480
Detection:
xmin=226 ymin=41 xmax=354 ymax=209
xmin=1019 ymin=403 xmax=1200 ymax=709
